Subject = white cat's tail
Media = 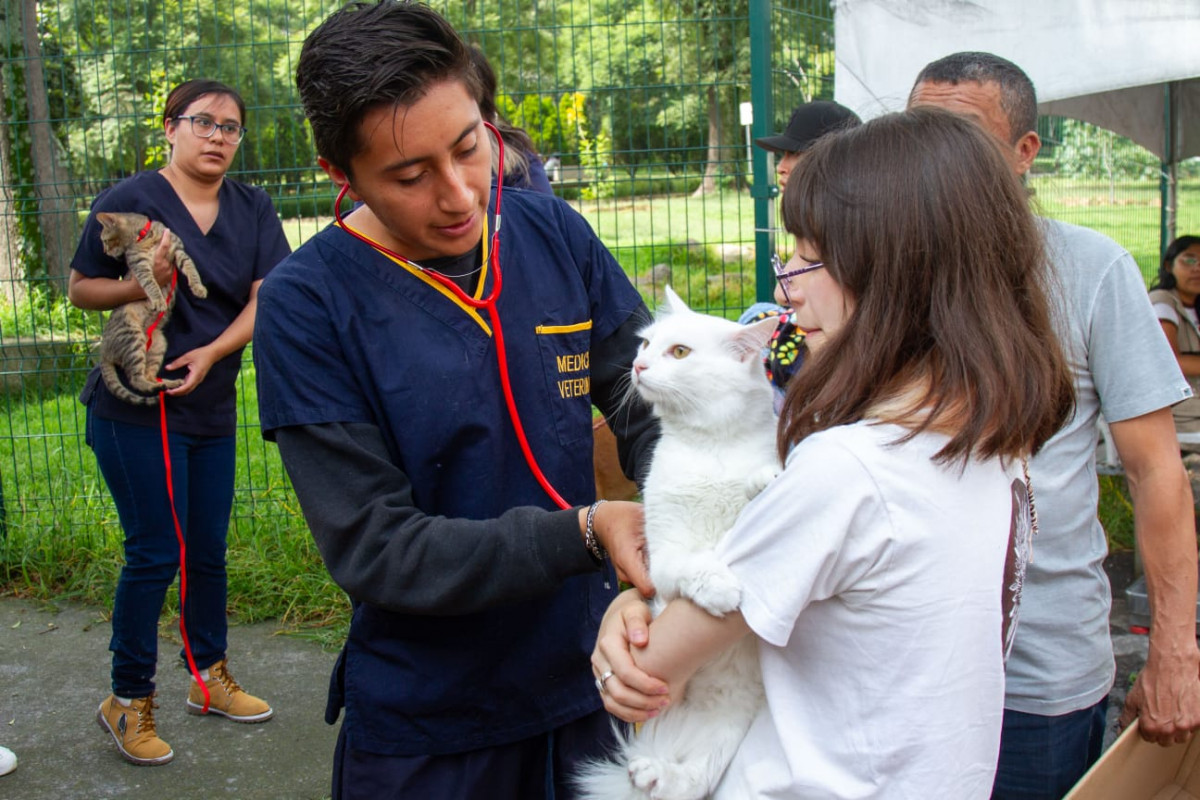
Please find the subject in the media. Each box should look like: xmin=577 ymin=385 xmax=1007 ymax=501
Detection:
xmin=573 ymin=720 xmax=648 ymax=800
xmin=574 ymin=713 xmax=746 ymax=800
xmin=573 ymin=641 xmax=762 ymax=800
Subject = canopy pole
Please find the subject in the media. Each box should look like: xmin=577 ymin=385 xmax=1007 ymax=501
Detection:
xmin=1160 ymin=82 xmax=1176 ymax=260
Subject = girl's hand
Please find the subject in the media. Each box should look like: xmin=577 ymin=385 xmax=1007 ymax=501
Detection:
xmin=592 ymin=589 xmax=670 ymax=722
xmin=152 ymin=229 xmax=175 ymax=287
xmin=164 ymin=344 xmax=218 ymax=396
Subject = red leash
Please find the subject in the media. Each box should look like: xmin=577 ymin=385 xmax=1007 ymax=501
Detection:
xmin=145 ymin=270 xmax=211 ymax=713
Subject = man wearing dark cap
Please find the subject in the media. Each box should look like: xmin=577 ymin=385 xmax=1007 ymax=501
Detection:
xmin=739 ymin=100 xmax=861 ymax=398
xmin=755 ymin=100 xmax=861 ymax=189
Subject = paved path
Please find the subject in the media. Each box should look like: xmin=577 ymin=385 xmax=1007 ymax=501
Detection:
xmin=0 ymin=598 xmax=339 ymax=799
xmin=0 ymin=551 xmax=1153 ymax=798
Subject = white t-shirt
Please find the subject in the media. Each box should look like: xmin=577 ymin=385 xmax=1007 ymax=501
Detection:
xmin=714 ymin=421 xmax=1024 ymax=799
xmin=1003 ymin=219 xmax=1191 ymax=716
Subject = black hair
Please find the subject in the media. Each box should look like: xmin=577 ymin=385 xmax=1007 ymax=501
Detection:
xmin=910 ymin=52 xmax=1037 ymax=145
xmin=296 ymin=0 xmax=482 ymax=176
xmin=163 ymin=80 xmax=245 ymax=127
xmin=1151 ymin=234 xmax=1200 ymax=292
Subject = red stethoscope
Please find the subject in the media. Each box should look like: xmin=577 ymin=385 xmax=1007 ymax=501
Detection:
xmin=332 ymin=121 xmax=573 ymax=511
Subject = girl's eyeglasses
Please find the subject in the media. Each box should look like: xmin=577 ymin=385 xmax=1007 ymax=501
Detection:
xmin=174 ymin=115 xmax=247 ymax=144
xmin=1177 ymin=254 xmax=1200 ymax=269
xmin=772 ymin=253 xmax=825 ymax=304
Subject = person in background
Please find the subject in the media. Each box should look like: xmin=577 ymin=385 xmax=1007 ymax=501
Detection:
xmin=910 ymin=52 xmax=1200 ymax=800
xmin=1149 ymin=235 xmax=1200 ymax=449
xmin=754 ymin=99 xmax=861 ymax=190
xmin=593 ymin=107 xmax=1074 ymax=799
xmin=742 ymin=100 xmax=862 ymax=405
xmin=68 ymin=79 xmax=288 ymax=766
xmin=468 ymin=44 xmax=554 ymax=195
xmin=253 ymin=2 xmax=659 ymax=797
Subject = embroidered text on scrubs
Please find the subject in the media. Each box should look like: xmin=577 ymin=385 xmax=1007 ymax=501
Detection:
xmin=557 ymin=351 xmax=591 ymax=398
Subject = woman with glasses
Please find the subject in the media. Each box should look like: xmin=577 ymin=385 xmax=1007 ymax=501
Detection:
xmin=67 ymin=79 xmax=290 ymax=766
xmin=588 ymin=108 xmax=1075 ymax=798
xmin=1150 ymin=235 xmax=1200 ymax=449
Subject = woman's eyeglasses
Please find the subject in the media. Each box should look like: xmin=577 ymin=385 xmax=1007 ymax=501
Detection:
xmin=174 ymin=115 xmax=247 ymax=144
xmin=772 ymin=253 xmax=825 ymax=304
xmin=1177 ymin=254 xmax=1200 ymax=269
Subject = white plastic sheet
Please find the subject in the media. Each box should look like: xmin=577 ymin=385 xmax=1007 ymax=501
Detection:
xmin=833 ymin=0 xmax=1200 ymax=160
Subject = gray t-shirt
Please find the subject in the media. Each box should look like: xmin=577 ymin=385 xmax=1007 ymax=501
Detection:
xmin=1005 ymin=218 xmax=1192 ymax=715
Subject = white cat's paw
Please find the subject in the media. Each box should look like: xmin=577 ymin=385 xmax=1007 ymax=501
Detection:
xmin=679 ymin=555 xmax=742 ymax=616
xmin=628 ymin=757 xmax=709 ymax=800
xmin=744 ymin=464 xmax=779 ymax=499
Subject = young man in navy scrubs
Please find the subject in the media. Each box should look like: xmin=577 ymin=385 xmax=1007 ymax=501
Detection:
xmin=252 ymin=2 xmax=660 ymax=797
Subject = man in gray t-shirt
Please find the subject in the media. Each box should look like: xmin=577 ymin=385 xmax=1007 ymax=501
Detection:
xmin=910 ymin=53 xmax=1200 ymax=800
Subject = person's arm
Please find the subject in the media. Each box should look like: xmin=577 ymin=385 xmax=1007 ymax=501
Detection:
xmin=1111 ymin=408 xmax=1200 ymax=745
xmin=1158 ymin=319 xmax=1200 ymax=378
xmin=593 ymin=588 xmax=749 ymax=722
xmin=164 ymin=278 xmax=262 ymax=396
xmin=275 ymin=421 xmax=650 ymax=614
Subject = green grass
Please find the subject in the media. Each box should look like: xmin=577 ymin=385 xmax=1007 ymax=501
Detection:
xmin=0 ymin=357 xmax=351 ymax=647
xmin=4 ymin=175 xmax=1195 ymax=625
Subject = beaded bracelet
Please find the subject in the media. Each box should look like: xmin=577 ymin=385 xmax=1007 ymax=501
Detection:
xmin=584 ymin=499 xmax=608 ymax=563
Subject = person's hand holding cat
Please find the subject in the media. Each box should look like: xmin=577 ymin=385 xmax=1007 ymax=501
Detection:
xmin=584 ymin=500 xmax=654 ymax=597
xmin=151 ymin=229 xmax=175 ymax=288
xmin=164 ymin=343 xmax=219 ymax=397
xmin=591 ymin=588 xmax=668 ymax=722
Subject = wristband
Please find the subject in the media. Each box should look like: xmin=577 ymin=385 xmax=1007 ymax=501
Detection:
xmin=584 ymin=500 xmax=608 ymax=563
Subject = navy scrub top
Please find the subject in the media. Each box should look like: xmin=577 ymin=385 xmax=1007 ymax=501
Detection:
xmin=72 ymin=171 xmax=290 ymax=437
xmin=254 ymin=187 xmax=646 ymax=755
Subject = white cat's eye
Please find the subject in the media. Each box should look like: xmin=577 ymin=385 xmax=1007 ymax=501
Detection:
xmin=671 ymin=345 xmax=691 ymax=359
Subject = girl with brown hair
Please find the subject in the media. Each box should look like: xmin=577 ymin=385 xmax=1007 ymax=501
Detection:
xmin=589 ymin=106 xmax=1074 ymax=799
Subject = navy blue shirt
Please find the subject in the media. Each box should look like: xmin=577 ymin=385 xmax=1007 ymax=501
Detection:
xmin=73 ymin=171 xmax=290 ymax=436
xmin=254 ymin=187 xmax=654 ymax=755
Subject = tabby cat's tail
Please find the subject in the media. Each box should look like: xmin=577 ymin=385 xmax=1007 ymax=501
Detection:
xmin=100 ymin=363 xmax=161 ymax=406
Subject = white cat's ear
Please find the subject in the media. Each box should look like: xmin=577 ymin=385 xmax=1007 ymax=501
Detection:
xmin=661 ymin=284 xmax=688 ymax=314
xmin=728 ymin=316 xmax=779 ymax=363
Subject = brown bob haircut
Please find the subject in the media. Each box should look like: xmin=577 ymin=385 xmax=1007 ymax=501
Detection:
xmin=777 ymin=106 xmax=1073 ymax=465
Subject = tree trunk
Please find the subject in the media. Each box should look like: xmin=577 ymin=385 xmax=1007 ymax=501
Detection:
xmin=693 ymin=84 xmax=721 ymax=196
xmin=21 ymin=0 xmax=77 ymax=294
xmin=0 ymin=0 xmax=23 ymax=306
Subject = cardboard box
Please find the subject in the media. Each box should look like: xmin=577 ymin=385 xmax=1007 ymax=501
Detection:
xmin=1064 ymin=720 xmax=1200 ymax=800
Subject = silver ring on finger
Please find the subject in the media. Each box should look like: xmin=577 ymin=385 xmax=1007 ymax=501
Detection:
xmin=596 ymin=669 xmax=614 ymax=694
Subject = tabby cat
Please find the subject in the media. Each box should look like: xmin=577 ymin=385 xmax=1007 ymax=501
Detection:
xmin=96 ymin=211 xmax=207 ymax=405
xmin=577 ymin=286 xmax=780 ymax=800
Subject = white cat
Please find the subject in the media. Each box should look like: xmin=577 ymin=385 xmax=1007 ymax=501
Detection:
xmin=577 ymin=286 xmax=781 ymax=800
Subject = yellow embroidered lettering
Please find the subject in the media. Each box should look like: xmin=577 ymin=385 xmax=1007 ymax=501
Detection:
xmin=557 ymin=376 xmax=591 ymax=398
xmin=555 ymin=352 xmax=590 ymax=374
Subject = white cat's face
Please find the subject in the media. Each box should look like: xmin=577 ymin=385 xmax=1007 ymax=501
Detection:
xmin=631 ymin=287 xmax=776 ymax=424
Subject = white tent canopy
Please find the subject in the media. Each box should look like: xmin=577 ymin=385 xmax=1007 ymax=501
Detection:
xmin=834 ymin=0 xmax=1200 ymax=162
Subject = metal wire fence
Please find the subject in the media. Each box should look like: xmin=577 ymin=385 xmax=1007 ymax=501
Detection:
xmin=0 ymin=0 xmax=1193 ymax=567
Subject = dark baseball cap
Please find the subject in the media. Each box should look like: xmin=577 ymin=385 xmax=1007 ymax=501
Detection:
xmin=755 ymin=101 xmax=862 ymax=154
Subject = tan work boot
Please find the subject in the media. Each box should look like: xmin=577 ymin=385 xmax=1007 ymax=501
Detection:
xmin=96 ymin=694 xmax=174 ymax=766
xmin=186 ymin=659 xmax=273 ymax=723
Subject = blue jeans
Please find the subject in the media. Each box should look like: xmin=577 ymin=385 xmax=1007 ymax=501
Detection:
xmin=991 ymin=697 xmax=1109 ymax=800
xmin=88 ymin=411 xmax=235 ymax=698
